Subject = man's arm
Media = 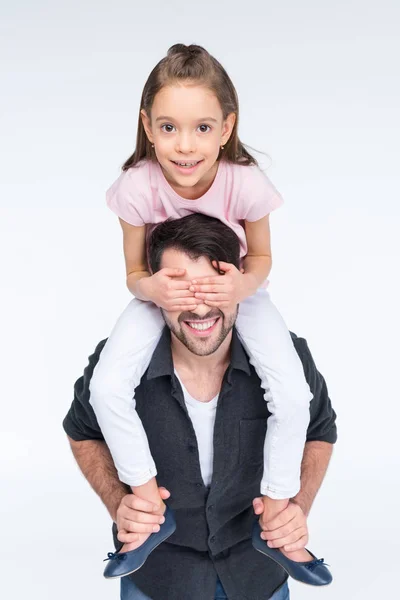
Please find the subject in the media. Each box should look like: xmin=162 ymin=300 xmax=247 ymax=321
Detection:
xmin=292 ymin=440 xmax=333 ymax=517
xmin=68 ymin=437 xmax=128 ymax=522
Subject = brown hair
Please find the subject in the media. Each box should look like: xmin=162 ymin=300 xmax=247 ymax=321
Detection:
xmin=122 ymin=43 xmax=257 ymax=171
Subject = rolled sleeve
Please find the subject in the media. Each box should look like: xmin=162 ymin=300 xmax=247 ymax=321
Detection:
xmin=62 ymin=339 xmax=107 ymax=442
xmin=291 ymin=334 xmax=338 ymax=444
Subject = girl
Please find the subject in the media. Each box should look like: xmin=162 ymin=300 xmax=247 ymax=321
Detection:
xmin=93 ymin=43 xmax=322 ymax=581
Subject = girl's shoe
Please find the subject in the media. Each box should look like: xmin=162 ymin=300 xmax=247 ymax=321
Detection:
xmin=103 ymin=506 xmax=176 ymax=579
xmin=252 ymin=519 xmax=332 ymax=586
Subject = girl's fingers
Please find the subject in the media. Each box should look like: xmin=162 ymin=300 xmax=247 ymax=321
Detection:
xmin=168 ymin=281 xmax=192 ymax=290
xmin=194 ymin=293 xmax=229 ymax=301
xmin=190 ymin=276 xmax=222 ymax=286
xmin=214 ymin=261 xmax=233 ymax=272
xmin=190 ymin=283 xmax=226 ymax=293
xmin=204 ymin=300 xmax=230 ymax=308
xmin=161 ymin=268 xmax=186 ymax=277
xmin=170 ymin=304 xmax=198 ymax=312
xmin=169 ymin=290 xmax=196 ymax=299
xmin=169 ymin=297 xmax=198 ymax=305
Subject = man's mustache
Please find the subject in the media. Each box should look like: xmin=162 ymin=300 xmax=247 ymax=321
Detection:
xmin=178 ymin=308 xmax=223 ymax=324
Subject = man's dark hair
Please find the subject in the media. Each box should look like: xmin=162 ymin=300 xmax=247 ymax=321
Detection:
xmin=148 ymin=214 xmax=241 ymax=274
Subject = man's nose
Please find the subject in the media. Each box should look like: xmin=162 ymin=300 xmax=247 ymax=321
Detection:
xmin=191 ymin=303 xmax=214 ymax=318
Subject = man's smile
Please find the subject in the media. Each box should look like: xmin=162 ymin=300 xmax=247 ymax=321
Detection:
xmin=182 ymin=317 xmax=220 ymax=337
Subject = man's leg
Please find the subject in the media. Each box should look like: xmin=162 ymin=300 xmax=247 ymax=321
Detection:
xmin=120 ymin=577 xmax=152 ymax=600
xmin=270 ymin=582 xmax=290 ymax=599
xmin=214 ymin=579 xmax=290 ymax=599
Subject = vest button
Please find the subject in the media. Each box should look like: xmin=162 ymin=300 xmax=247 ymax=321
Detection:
xmin=210 ymin=536 xmax=216 ymax=543
xmin=207 ymin=504 xmax=214 ymax=511
xmin=196 ymin=482 xmax=202 ymax=487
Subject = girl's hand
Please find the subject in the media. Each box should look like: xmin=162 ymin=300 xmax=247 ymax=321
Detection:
xmin=140 ymin=268 xmax=198 ymax=311
xmin=189 ymin=261 xmax=249 ymax=308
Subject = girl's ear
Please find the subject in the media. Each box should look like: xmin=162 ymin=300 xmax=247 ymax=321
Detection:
xmin=141 ymin=109 xmax=153 ymax=143
xmin=221 ymin=112 xmax=236 ymax=146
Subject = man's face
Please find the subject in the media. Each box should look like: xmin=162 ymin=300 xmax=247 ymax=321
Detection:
xmin=160 ymin=249 xmax=238 ymax=356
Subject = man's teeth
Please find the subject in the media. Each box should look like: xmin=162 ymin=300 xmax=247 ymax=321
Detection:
xmin=187 ymin=319 xmax=216 ymax=331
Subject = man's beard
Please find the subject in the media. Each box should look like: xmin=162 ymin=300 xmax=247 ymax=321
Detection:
xmin=162 ymin=307 xmax=238 ymax=356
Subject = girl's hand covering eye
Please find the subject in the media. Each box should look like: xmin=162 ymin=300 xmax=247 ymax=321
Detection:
xmin=142 ymin=268 xmax=198 ymax=311
xmin=189 ymin=261 xmax=248 ymax=308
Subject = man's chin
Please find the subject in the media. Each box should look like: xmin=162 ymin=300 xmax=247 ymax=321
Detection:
xmin=177 ymin=326 xmax=224 ymax=357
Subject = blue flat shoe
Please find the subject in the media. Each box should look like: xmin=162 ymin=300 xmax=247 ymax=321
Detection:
xmin=252 ymin=519 xmax=332 ymax=586
xmin=103 ymin=506 xmax=176 ymax=579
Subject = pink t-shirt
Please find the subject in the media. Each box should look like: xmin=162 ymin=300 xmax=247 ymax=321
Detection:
xmin=106 ymin=159 xmax=283 ymax=259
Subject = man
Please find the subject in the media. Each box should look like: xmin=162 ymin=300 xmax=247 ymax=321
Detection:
xmin=63 ymin=214 xmax=337 ymax=600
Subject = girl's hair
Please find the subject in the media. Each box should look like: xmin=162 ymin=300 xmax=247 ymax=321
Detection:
xmin=122 ymin=43 xmax=257 ymax=171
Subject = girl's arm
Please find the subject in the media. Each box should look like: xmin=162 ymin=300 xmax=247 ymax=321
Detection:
xmin=119 ymin=218 xmax=151 ymax=300
xmin=119 ymin=218 xmax=197 ymax=310
xmin=242 ymin=214 xmax=272 ymax=296
xmin=189 ymin=215 xmax=273 ymax=307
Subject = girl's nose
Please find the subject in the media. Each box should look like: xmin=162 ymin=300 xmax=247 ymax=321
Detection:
xmin=176 ymin=133 xmax=196 ymax=154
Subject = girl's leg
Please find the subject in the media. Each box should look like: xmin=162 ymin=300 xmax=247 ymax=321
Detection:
xmin=89 ymin=299 xmax=165 ymax=550
xmin=236 ymin=289 xmax=313 ymax=561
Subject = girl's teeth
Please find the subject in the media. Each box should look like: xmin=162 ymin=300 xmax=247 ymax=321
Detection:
xmin=188 ymin=320 xmax=216 ymax=331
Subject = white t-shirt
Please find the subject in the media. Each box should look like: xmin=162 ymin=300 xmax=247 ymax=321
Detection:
xmin=175 ymin=371 xmax=218 ymax=488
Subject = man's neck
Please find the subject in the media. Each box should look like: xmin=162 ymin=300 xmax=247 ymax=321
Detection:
xmin=171 ymin=332 xmax=232 ymax=399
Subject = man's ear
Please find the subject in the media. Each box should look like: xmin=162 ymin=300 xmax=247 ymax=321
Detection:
xmin=141 ymin=109 xmax=153 ymax=144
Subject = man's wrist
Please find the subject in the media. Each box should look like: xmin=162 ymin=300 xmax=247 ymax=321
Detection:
xmin=290 ymin=495 xmax=311 ymax=517
xmin=104 ymin=486 xmax=129 ymax=523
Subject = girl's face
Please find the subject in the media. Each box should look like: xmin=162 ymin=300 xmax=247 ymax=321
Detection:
xmin=141 ymin=84 xmax=235 ymax=197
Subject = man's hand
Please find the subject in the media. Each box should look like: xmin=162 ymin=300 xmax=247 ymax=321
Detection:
xmin=253 ymin=497 xmax=309 ymax=552
xmin=139 ymin=268 xmax=198 ymax=311
xmin=189 ymin=261 xmax=249 ymax=307
xmin=116 ymin=486 xmax=171 ymax=545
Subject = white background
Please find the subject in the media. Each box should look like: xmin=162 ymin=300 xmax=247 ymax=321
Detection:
xmin=1 ymin=1 xmax=399 ymax=598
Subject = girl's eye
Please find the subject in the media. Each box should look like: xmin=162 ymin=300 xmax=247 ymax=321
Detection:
xmin=161 ymin=124 xmax=176 ymax=133
xmin=198 ymin=124 xmax=211 ymax=133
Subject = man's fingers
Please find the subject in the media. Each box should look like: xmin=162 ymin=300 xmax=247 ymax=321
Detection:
xmin=120 ymin=518 xmax=161 ymax=534
xmin=262 ymin=527 xmax=308 ymax=549
xmin=120 ymin=509 xmax=165 ymax=525
xmin=265 ymin=504 xmax=298 ymax=530
xmin=121 ymin=494 xmax=159 ymax=513
xmin=117 ymin=529 xmax=139 ymax=544
xmin=261 ymin=517 xmax=301 ymax=540
xmin=283 ymin=535 xmax=309 ymax=552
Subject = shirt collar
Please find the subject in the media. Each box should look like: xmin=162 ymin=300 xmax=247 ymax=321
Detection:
xmin=146 ymin=326 xmax=251 ymax=381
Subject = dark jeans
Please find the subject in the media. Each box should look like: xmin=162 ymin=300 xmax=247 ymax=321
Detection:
xmin=120 ymin=577 xmax=290 ymax=599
